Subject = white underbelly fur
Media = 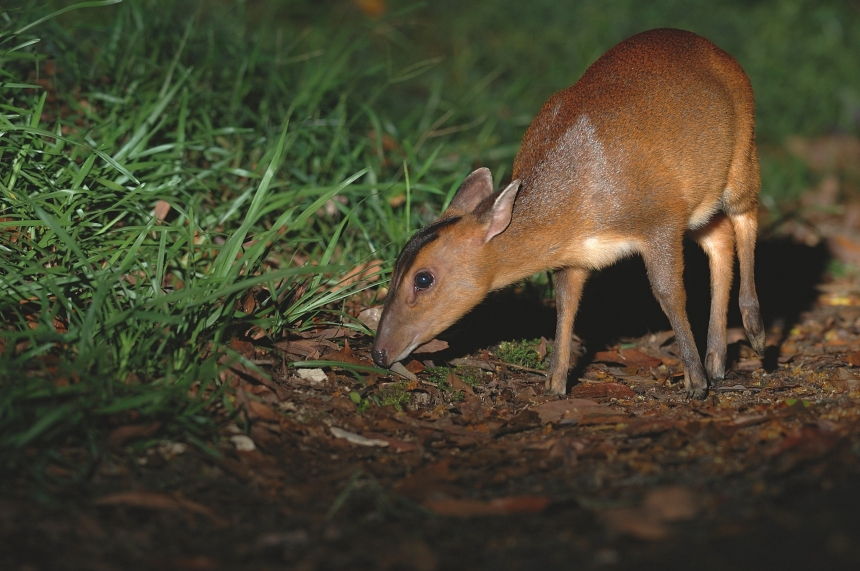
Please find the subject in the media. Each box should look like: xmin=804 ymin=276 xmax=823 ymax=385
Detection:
xmin=576 ymin=236 xmax=641 ymax=269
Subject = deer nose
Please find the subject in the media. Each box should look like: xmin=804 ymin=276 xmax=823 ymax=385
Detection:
xmin=371 ymin=348 xmax=388 ymax=368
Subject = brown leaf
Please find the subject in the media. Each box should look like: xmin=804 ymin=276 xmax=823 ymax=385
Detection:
xmin=353 ymin=0 xmax=387 ymax=18
xmin=498 ymin=410 xmax=542 ymax=435
xmin=320 ymin=340 xmax=369 ymax=366
xmin=312 ymin=326 xmax=357 ymax=340
xmin=377 ymin=436 xmax=419 ymax=453
xmin=107 ymin=422 xmax=162 ymax=448
xmin=593 ymin=350 xmax=623 ymax=364
xmin=153 ymin=199 xmax=171 ymax=222
xmin=239 ymin=291 xmax=257 ymax=314
xmin=275 ymin=338 xmax=338 ymax=360
xmin=405 ymin=359 xmax=426 ymax=374
xmin=595 ymin=348 xmax=663 ymax=368
xmin=244 ymin=398 xmax=281 ymax=422
xmin=228 ymin=361 xmax=271 ymax=387
xmin=340 ymin=259 xmax=383 ymax=289
xmin=845 ymin=350 xmax=860 ymax=367
xmin=391 ymin=362 xmax=419 ymax=381
xmin=423 ymin=495 xmax=550 ymax=517
xmin=642 ymin=486 xmax=699 ymax=522
xmin=228 ymin=337 xmax=256 ymax=359
xmin=415 ymin=338 xmax=449 ymax=354
xmin=448 ymin=371 xmax=474 ymax=396
xmin=531 ymin=398 xmax=603 ymax=424
xmin=571 ymin=382 xmax=636 ymax=399
xmin=329 ymin=426 xmax=389 ymax=447
xmin=357 ymin=306 xmax=383 ymax=331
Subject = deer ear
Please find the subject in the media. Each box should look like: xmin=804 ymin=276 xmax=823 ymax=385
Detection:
xmin=482 ymin=179 xmax=521 ymax=243
xmin=444 ymin=168 xmax=494 ymax=216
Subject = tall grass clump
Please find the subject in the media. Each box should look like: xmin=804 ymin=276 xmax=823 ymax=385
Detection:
xmin=0 ymin=0 xmax=470 ymax=475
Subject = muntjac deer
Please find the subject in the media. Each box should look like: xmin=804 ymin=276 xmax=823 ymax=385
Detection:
xmin=372 ymin=28 xmax=765 ymax=399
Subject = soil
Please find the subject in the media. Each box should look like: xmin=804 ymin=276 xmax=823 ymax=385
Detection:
xmin=4 ymin=218 xmax=860 ymax=570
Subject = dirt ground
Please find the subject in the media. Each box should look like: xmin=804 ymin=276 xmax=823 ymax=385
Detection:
xmin=4 ymin=196 xmax=860 ymax=569
xmin=4 ymin=265 xmax=860 ymax=569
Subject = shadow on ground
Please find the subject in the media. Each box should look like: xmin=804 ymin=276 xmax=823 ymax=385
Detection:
xmin=430 ymin=236 xmax=831 ymax=374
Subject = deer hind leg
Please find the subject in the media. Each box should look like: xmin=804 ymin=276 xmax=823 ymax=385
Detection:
xmin=643 ymin=232 xmax=709 ymax=399
xmin=729 ymin=209 xmax=765 ymax=353
xmin=691 ymin=214 xmax=735 ymax=381
xmin=723 ymin=135 xmax=766 ymax=355
xmin=548 ymin=266 xmax=588 ymax=395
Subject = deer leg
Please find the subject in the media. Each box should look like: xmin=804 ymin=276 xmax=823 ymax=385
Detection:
xmin=691 ymin=214 xmax=735 ymax=381
xmin=730 ymin=210 xmax=765 ymax=353
xmin=548 ymin=266 xmax=588 ymax=395
xmin=643 ymin=234 xmax=709 ymax=399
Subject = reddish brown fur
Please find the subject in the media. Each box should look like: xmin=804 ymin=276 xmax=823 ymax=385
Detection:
xmin=372 ymin=29 xmax=765 ymax=398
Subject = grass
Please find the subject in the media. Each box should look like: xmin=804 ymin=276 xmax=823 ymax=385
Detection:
xmin=1 ymin=0 xmax=857 ymax=477
xmin=495 ymin=339 xmax=550 ymax=371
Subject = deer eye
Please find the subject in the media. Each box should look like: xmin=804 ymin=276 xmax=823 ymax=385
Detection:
xmin=413 ymin=271 xmax=435 ymax=291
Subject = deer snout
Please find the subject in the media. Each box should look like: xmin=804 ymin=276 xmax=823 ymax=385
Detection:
xmin=371 ymin=347 xmax=389 ymax=368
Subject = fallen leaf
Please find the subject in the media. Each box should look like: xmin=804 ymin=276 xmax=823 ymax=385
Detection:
xmin=153 ymin=199 xmax=171 ymax=221
xmin=296 ymin=368 xmax=328 ymax=383
xmin=415 ymin=338 xmax=449 ymax=354
xmin=353 ymin=0 xmax=387 ymax=18
xmin=423 ymin=495 xmax=550 ymax=517
xmin=244 ymin=398 xmax=281 ymax=422
xmin=330 ymin=426 xmax=389 ymax=447
xmin=405 ymin=359 xmax=426 ymax=374
xmin=357 ymin=306 xmax=383 ymax=331
xmin=595 ymin=348 xmax=663 ymax=368
xmin=448 ymin=370 xmax=474 ymax=395
xmin=320 ymin=340 xmax=369 ymax=366
xmin=107 ymin=422 xmax=162 ymax=448
xmin=571 ymin=382 xmax=636 ymax=399
xmin=231 ymin=434 xmax=256 ymax=451
xmin=497 ymin=410 xmax=542 ymax=435
xmin=312 ymin=326 xmax=357 ymax=339
xmin=275 ymin=338 xmax=338 ymax=360
xmin=448 ymin=357 xmax=495 ymax=371
xmin=339 ymin=259 xmax=383 ymax=288
xmin=378 ymin=436 xmax=419 ymax=453
xmin=642 ymin=486 xmax=699 ymax=522
xmin=391 ymin=361 xmax=418 ymax=381
xmin=228 ymin=337 xmax=257 ymax=359
xmin=239 ymin=290 xmax=257 ymax=314
xmin=531 ymin=398 xmax=603 ymax=424
xmin=731 ymin=414 xmax=769 ymax=427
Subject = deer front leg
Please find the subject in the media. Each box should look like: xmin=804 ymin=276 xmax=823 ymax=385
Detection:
xmin=643 ymin=235 xmax=709 ymax=399
xmin=548 ymin=267 xmax=588 ymax=395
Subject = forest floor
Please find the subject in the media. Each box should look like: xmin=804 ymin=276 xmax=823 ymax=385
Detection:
xmin=4 ymin=199 xmax=860 ymax=570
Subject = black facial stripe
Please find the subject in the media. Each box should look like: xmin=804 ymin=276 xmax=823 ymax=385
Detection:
xmin=387 ymin=216 xmax=461 ymax=297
